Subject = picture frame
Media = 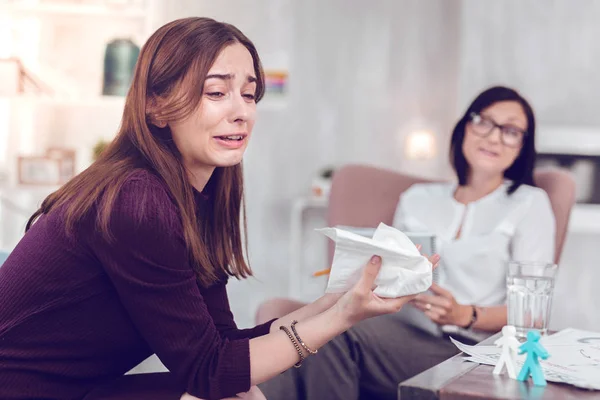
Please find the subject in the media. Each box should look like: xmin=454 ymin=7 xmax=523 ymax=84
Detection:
xmin=17 ymin=156 xmax=62 ymax=186
xmin=17 ymin=148 xmax=76 ymax=186
xmin=264 ymin=69 xmax=288 ymax=95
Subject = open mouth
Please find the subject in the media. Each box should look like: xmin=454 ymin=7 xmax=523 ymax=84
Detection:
xmin=214 ymin=134 xmax=248 ymax=149
xmin=215 ymin=135 xmax=246 ymax=141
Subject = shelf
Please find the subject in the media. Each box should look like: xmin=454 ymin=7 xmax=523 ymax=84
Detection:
xmin=537 ymin=125 xmax=600 ymax=156
xmin=569 ymin=204 xmax=600 ymax=234
xmin=9 ymin=95 xmax=126 ymax=108
xmin=39 ymin=95 xmax=126 ymax=107
xmin=1 ymin=2 xmax=147 ymax=19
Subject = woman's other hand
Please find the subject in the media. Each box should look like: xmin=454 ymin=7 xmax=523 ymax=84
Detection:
xmin=412 ymin=283 xmax=473 ymax=327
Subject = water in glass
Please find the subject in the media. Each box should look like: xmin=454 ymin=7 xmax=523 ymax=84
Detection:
xmin=507 ymin=262 xmax=557 ymax=338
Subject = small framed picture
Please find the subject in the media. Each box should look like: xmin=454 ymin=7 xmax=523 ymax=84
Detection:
xmin=18 ymin=156 xmax=62 ymax=186
xmin=18 ymin=148 xmax=76 ymax=185
xmin=264 ymin=70 xmax=288 ymax=95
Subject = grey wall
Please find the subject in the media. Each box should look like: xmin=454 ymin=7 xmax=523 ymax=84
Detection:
xmin=458 ymin=0 xmax=600 ymax=126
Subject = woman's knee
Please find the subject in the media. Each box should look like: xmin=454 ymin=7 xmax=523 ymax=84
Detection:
xmin=179 ymin=386 xmax=266 ymax=400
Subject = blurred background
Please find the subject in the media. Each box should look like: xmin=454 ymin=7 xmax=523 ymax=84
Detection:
xmin=1 ymin=0 xmax=600 ymax=342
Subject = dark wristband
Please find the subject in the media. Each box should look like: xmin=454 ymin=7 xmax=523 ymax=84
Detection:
xmin=464 ymin=305 xmax=478 ymax=329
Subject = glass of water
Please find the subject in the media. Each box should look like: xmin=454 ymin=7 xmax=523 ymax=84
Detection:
xmin=507 ymin=261 xmax=558 ymax=338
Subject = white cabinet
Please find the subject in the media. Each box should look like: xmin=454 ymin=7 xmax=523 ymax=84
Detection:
xmin=0 ymin=0 xmax=160 ymax=248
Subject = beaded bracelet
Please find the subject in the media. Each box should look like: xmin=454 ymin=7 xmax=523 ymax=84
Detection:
xmin=279 ymin=325 xmax=305 ymax=367
xmin=290 ymin=320 xmax=318 ymax=355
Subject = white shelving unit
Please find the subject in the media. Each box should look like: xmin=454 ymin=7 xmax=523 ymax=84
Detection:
xmin=2 ymin=0 xmax=159 ymax=181
xmin=0 ymin=0 xmax=160 ymax=250
xmin=288 ymin=196 xmax=328 ymax=299
xmin=535 ymin=126 xmax=600 ymax=234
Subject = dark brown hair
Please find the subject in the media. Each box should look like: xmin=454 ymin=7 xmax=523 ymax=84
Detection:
xmin=27 ymin=17 xmax=265 ymax=286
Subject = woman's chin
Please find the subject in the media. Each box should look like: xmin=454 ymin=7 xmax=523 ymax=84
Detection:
xmin=470 ymin=160 xmax=507 ymax=176
xmin=213 ymin=155 xmax=245 ymax=168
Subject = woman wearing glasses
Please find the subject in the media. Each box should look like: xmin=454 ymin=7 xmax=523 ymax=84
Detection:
xmin=259 ymin=86 xmax=555 ymax=400
xmin=393 ymin=85 xmax=555 ymax=333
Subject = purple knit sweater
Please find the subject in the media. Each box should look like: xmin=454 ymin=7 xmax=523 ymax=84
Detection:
xmin=0 ymin=170 xmax=273 ymax=400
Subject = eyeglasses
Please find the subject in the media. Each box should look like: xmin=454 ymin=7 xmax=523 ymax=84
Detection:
xmin=468 ymin=112 xmax=527 ymax=148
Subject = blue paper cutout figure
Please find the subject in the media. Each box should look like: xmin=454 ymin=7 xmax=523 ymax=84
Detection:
xmin=517 ymin=330 xmax=550 ymax=386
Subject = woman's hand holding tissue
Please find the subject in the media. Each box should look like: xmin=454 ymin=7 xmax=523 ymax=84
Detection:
xmin=320 ymin=224 xmax=438 ymax=298
xmin=333 ymin=254 xmax=439 ymax=326
xmin=247 ymin=253 xmax=439 ymax=383
xmin=412 ymin=283 xmax=472 ymax=327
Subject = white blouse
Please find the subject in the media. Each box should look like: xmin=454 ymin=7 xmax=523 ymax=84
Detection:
xmin=392 ymin=181 xmax=555 ymax=307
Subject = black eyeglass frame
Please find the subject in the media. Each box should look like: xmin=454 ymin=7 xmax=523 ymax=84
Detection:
xmin=468 ymin=112 xmax=528 ymax=148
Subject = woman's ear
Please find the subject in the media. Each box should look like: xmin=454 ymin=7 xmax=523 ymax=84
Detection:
xmin=146 ymin=96 xmax=168 ymax=128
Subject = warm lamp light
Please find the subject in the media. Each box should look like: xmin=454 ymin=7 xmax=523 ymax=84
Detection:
xmin=404 ymin=130 xmax=437 ymax=160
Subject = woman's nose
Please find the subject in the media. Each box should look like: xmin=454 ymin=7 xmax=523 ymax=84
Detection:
xmin=229 ymin=94 xmax=252 ymax=123
xmin=487 ymin=126 xmax=502 ymax=143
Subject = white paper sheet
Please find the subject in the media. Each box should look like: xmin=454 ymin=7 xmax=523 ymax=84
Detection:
xmin=451 ymin=328 xmax=600 ymax=390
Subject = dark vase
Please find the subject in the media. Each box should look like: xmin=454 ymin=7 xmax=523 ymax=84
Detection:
xmin=102 ymin=38 xmax=140 ymax=96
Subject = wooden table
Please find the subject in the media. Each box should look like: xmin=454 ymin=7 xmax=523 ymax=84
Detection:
xmin=398 ymin=333 xmax=600 ymax=400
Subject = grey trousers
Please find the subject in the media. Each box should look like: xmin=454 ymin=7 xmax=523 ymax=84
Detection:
xmin=259 ymin=313 xmax=462 ymax=400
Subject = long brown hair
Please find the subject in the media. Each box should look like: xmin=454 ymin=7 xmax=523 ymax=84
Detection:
xmin=26 ymin=17 xmax=265 ymax=287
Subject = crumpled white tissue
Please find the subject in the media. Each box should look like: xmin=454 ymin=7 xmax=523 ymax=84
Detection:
xmin=317 ymin=223 xmax=432 ymax=298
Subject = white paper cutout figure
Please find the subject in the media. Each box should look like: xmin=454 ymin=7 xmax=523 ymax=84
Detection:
xmin=493 ymin=325 xmax=521 ymax=379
